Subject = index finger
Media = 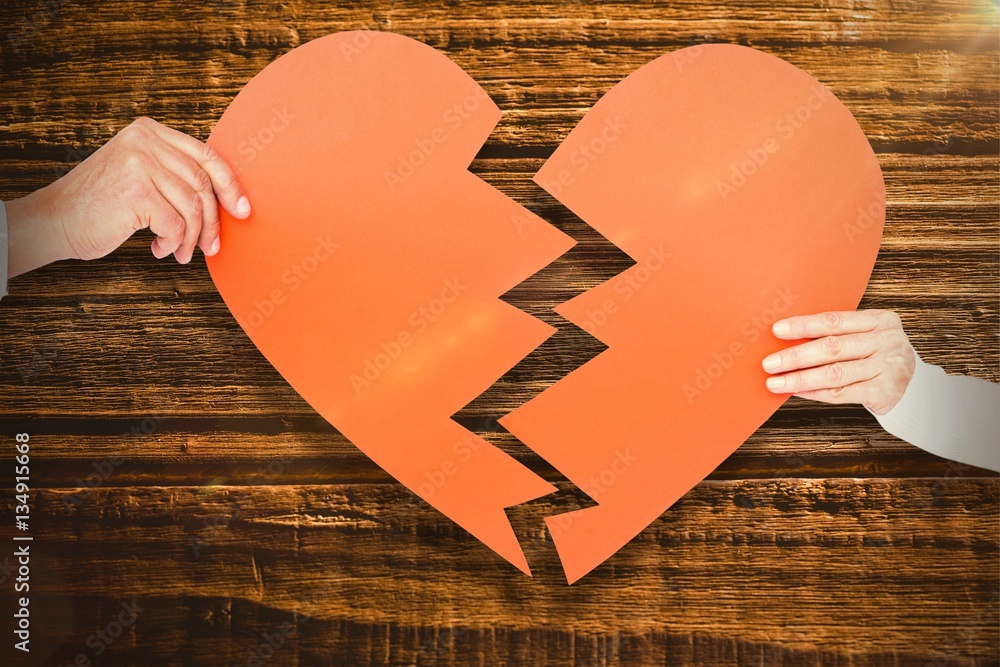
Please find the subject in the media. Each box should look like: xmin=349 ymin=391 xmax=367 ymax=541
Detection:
xmin=772 ymin=310 xmax=899 ymax=339
xmin=139 ymin=117 xmax=252 ymax=221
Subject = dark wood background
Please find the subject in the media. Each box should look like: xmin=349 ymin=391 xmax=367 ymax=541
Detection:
xmin=0 ymin=1 xmax=997 ymax=665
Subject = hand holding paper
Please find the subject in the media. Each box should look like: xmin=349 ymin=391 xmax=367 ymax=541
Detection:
xmin=763 ymin=309 xmax=916 ymax=414
xmin=4 ymin=117 xmax=250 ymax=280
xmin=766 ymin=309 xmax=1000 ymax=474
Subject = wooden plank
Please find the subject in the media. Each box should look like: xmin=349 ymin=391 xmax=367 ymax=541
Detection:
xmin=15 ymin=594 xmax=990 ymax=666
xmin=2 ymin=478 xmax=995 ymax=663
xmin=2 ymin=155 xmax=998 ymax=269
xmin=0 ymin=1 xmax=996 ymax=664
xmin=0 ymin=293 xmax=995 ymax=416
xmin=3 ymin=0 xmax=997 ymax=58
xmin=1 ymin=45 xmax=996 ymax=153
xmin=3 ymin=153 xmax=999 ymax=222
xmin=0 ymin=237 xmax=996 ymax=300
xmin=2 ymin=403 xmax=996 ymax=487
xmin=1 ymin=158 xmax=996 ymax=423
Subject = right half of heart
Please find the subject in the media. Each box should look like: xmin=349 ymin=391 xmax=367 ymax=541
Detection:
xmin=500 ymin=43 xmax=885 ymax=584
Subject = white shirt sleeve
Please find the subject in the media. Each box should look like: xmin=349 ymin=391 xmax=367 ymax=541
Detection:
xmin=1 ymin=200 xmax=8 ymax=302
xmin=867 ymin=352 xmax=1000 ymax=473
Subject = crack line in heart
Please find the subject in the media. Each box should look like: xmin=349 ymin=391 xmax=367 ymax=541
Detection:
xmin=498 ymin=44 xmax=886 ymax=584
xmin=451 ymin=167 xmax=637 ymax=573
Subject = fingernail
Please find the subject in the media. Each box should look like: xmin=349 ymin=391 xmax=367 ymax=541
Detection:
xmin=236 ymin=196 xmax=251 ymax=218
xmin=209 ymin=237 xmax=221 ymax=256
xmin=772 ymin=321 xmax=790 ymax=336
xmin=762 ymin=354 xmax=781 ymax=371
xmin=766 ymin=376 xmax=785 ymax=391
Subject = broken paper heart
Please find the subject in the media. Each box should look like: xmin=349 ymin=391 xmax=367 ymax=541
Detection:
xmin=500 ymin=43 xmax=885 ymax=583
xmin=205 ymin=31 xmax=573 ymax=577
xmin=206 ymin=33 xmax=884 ymax=583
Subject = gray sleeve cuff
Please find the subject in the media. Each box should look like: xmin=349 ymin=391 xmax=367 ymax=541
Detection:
xmin=866 ymin=352 xmax=1000 ymax=473
xmin=1 ymin=200 xmax=8 ymax=302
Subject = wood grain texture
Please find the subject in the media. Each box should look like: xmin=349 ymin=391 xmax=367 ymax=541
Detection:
xmin=10 ymin=479 xmax=1000 ymax=666
xmin=0 ymin=0 xmax=997 ymax=665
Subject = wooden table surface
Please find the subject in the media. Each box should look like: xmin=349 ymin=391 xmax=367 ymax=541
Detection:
xmin=1 ymin=1 xmax=998 ymax=665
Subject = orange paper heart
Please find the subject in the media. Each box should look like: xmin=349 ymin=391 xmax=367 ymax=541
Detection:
xmin=207 ymin=35 xmax=884 ymax=583
xmin=502 ymin=43 xmax=884 ymax=582
xmin=206 ymin=31 xmax=575 ymax=576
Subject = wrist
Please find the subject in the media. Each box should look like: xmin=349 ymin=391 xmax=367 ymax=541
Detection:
xmin=866 ymin=350 xmax=922 ymax=417
xmin=5 ymin=184 xmax=75 ymax=278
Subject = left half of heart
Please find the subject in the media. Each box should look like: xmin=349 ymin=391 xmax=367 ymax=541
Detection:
xmin=205 ymin=31 xmax=576 ymax=575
